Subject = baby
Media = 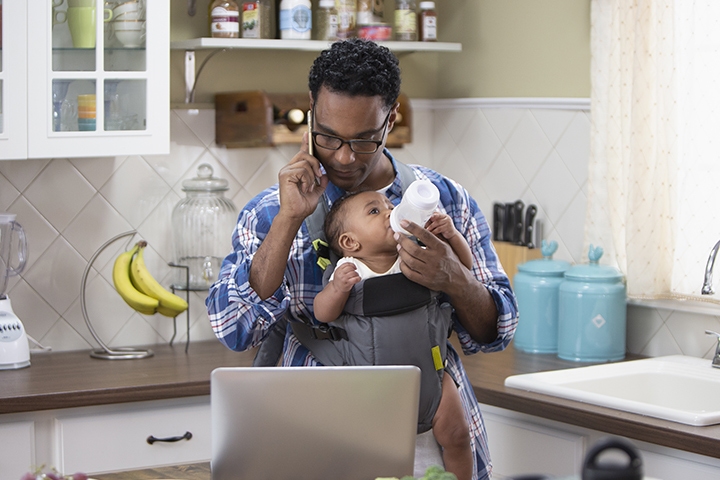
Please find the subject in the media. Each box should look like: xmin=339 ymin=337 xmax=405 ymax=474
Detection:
xmin=313 ymin=190 xmax=473 ymax=480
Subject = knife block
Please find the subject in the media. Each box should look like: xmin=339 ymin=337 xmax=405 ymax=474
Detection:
xmin=492 ymin=241 xmax=542 ymax=287
xmin=214 ymin=90 xmax=412 ymax=148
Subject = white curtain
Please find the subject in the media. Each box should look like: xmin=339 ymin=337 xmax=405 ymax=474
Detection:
xmin=587 ymin=0 xmax=720 ymax=303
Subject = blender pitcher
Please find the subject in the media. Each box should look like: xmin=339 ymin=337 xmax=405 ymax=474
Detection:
xmin=0 ymin=212 xmax=30 ymax=370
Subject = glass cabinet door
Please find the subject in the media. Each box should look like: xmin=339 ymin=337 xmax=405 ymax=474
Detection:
xmin=0 ymin=0 xmax=29 ymax=160
xmin=27 ymin=0 xmax=169 ymax=158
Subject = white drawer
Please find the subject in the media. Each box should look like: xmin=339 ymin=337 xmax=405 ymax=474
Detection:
xmin=55 ymin=397 xmax=210 ymax=475
xmin=0 ymin=419 xmax=35 ymax=479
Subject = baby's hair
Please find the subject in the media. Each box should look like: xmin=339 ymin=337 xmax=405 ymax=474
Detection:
xmin=323 ymin=192 xmax=362 ymax=257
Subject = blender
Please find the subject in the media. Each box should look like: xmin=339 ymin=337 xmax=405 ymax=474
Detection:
xmin=0 ymin=212 xmax=30 ymax=370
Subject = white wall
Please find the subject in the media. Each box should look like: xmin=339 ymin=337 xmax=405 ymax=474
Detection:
xmin=1 ymin=101 xmax=718 ymax=358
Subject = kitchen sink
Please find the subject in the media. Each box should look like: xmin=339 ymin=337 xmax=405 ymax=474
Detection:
xmin=505 ymin=355 xmax=720 ymax=426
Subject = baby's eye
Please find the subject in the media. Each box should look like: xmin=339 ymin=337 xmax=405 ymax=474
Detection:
xmin=369 ymin=208 xmax=379 ymax=214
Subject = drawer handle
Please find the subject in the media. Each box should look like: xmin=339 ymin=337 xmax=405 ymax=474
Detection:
xmin=146 ymin=431 xmax=193 ymax=445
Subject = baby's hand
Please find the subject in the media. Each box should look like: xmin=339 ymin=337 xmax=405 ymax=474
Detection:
xmin=331 ymin=262 xmax=361 ymax=293
xmin=425 ymin=212 xmax=459 ymax=241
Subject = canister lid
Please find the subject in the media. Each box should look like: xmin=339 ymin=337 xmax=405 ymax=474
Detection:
xmin=564 ymin=245 xmax=624 ymax=281
xmin=517 ymin=240 xmax=570 ymax=275
xmin=182 ymin=164 xmax=229 ymax=192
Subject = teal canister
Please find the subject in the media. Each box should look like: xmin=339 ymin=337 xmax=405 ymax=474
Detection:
xmin=514 ymin=240 xmax=570 ymax=353
xmin=558 ymin=245 xmax=627 ymax=362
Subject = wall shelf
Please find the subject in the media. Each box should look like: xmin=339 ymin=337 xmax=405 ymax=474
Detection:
xmin=171 ymin=38 xmax=462 ymax=103
xmin=170 ymin=37 xmax=462 ymax=53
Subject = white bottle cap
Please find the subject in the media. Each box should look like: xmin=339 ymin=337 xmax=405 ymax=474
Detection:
xmin=319 ymin=0 xmax=335 ymax=7
xmin=406 ymin=180 xmax=440 ymax=211
xmin=419 ymin=2 xmax=436 ymax=9
xmin=390 ymin=180 xmax=440 ymax=235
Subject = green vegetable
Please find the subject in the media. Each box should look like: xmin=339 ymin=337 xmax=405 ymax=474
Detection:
xmin=377 ymin=465 xmax=457 ymax=480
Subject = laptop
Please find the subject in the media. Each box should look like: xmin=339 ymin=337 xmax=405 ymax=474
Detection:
xmin=210 ymin=365 xmax=421 ymax=480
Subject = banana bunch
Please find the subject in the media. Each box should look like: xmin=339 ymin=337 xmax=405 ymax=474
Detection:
xmin=112 ymin=241 xmax=189 ymax=317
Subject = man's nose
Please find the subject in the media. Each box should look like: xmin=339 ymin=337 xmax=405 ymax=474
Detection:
xmin=334 ymin=143 xmax=355 ymax=165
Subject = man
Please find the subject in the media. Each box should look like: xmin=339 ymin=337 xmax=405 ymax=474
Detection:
xmin=206 ymin=39 xmax=518 ymax=480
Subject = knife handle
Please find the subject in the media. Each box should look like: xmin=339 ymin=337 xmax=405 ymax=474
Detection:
xmin=524 ymin=205 xmax=538 ymax=248
xmin=513 ymin=200 xmax=525 ymax=245
xmin=493 ymin=203 xmax=504 ymax=241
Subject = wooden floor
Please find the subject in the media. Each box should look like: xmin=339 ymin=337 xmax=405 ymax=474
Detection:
xmin=95 ymin=462 xmax=211 ymax=480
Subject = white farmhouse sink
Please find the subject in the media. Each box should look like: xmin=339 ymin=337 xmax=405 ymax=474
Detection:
xmin=505 ymin=355 xmax=720 ymax=426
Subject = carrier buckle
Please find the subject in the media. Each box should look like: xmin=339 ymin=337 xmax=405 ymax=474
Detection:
xmin=311 ymin=323 xmax=348 ymax=341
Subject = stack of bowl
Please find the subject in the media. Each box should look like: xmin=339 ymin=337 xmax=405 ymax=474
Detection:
xmin=77 ymin=94 xmax=96 ymax=131
xmin=113 ymin=0 xmax=146 ymax=47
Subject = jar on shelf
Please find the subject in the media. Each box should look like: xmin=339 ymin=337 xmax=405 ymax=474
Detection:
xmin=419 ymin=1 xmax=437 ymax=42
xmin=336 ymin=0 xmax=357 ymax=39
xmin=171 ymin=164 xmax=238 ymax=290
xmin=394 ymin=0 xmax=417 ymax=41
xmin=279 ymin=0 xmax=312 ymax=40
xmin=314 ymin=0 xmax=338 ymax=40
xmin=242 ymin=0 xmax=275 ymax=39
xmin=210 ymin=0 xmax=240 ymax=38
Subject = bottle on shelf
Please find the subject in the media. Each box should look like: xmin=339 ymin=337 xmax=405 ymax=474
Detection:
xmin=419 ymin=1 xmax=436 ymax=42
xmin=394 ymin=0 xmax=417 ymax=41
xmin=241 ymin=0 xmax=275 ymax=38
xmin=314 ymin=0 xmax=339 ymax=41
xmin=279 ymin=0 xmax=312 ymax=40
xmin=209 ymin=0 xmax=241 ymax=38
xmin=357 ymin=0 xmax=373 ymax=26
xmin=336 ymin=0 xmax=357 ymax=39
xmin=273 ymin=106 xmax=307 ymax=131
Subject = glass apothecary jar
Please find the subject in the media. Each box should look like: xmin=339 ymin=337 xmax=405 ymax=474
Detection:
xmin=172 ymin=164 xmax=237 ymax=290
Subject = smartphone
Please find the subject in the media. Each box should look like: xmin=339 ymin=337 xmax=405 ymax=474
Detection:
xmin=307 ymin=109 xmax=313 ymax=156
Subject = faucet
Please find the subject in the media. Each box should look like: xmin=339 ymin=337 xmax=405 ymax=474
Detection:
xmin=705 ymin=330 xmax=720 ymax=368
xmin=701 ymin=239 xmax=720 ymax=295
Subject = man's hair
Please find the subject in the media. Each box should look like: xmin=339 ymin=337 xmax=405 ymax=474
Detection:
xmin=309 ymin=39 xmax=401 ymax=110
xmin=323 ymin=192 xmax=361 ymax=257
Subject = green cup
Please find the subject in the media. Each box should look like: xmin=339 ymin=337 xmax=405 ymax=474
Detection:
xmin=67 ymin=6 xmax=113 ymax=48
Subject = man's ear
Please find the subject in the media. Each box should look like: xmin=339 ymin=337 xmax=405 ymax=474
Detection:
xmin=387 ymin=101 xmax=400 ymax=133
xmin=339 ymin=232 xmax=360 ymax=253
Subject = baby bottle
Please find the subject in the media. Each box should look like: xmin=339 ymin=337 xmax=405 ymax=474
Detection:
xmin=390 ymin=180 xmax=440 ymax=236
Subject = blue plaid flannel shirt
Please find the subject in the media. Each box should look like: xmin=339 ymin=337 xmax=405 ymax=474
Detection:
xmin=206 ymin=151 xmax=518 ymax=480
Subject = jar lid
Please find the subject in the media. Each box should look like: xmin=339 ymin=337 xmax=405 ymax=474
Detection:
xmin=182 ymin=164 xmax=229 ymax=192
xmin=0 ymin=212 xmax=17 ymax=223
xmin=419 ymin=1 xmax=435 ymax=8
xmin=517 ymin=240 xmax=571 ymax=275
xmin=319 ymin=0 xmax=335 ymax=6
xmin=564 ymin=245 xmax=624 ymax=281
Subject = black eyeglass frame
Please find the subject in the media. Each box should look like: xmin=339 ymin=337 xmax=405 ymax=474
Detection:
xmin=310 ymin=107 xmax=393 ymax=154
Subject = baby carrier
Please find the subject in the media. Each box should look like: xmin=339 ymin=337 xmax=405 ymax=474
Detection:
xmin=290 ymin=162 xmax=454 ymax=433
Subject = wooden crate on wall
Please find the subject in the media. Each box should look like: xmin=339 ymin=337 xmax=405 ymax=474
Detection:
xmin=215 ymin=91 xmax=412 ymax=148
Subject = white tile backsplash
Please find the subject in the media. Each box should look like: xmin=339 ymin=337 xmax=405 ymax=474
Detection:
xmin=1 ymin=99 xmax=716 ymax=359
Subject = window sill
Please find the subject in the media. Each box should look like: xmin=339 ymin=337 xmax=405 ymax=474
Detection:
xmin=627 ymin=297 xmax=720 ymax=317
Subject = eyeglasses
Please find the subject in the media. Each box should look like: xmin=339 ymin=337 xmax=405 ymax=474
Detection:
xmin=311 ymin=108 xmax=392 ymax=154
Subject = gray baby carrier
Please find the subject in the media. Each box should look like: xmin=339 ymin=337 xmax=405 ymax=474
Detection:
xmin=290 ymin=162 xmax=454 ymax=433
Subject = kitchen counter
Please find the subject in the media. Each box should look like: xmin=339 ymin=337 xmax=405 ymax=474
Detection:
xmin=2 ymin=339 xmax=720 ymax=462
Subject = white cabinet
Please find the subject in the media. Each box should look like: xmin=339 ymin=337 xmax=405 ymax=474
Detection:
xmin=481 ymin=404 xmax=720 ymax=480
xmin=482 ymin=405 xmax=587 ymax=478
xmin=0 ymin=396 xmax=210 ymax=477
xmin=0 ymin=0 xmax=169 ymax=160
xmin=0 ymin=419 xmax=35 ymax=479
xmin=0 ymin=0 xmax=29 ymax=159
xmin=55 ymin=397 xmax=211 ymax=474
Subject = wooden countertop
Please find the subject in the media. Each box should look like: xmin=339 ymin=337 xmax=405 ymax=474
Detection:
xmin=2 ymin=339 xmax=720 ymax=462
xmin=0 ymin=341 xmax=257 ymax=413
